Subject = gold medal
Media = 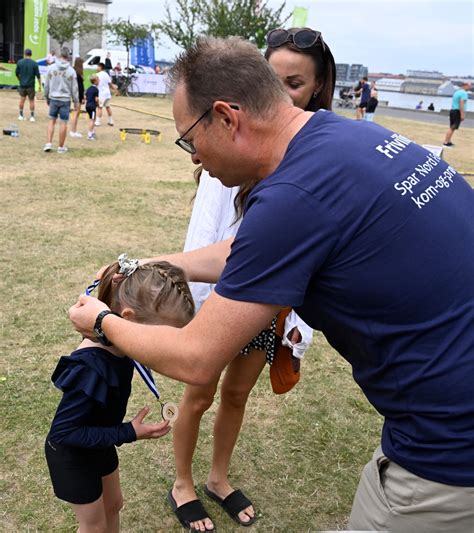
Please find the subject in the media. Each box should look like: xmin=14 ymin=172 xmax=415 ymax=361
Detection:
xmin=161 ymin=401 xmax=179 ymax=422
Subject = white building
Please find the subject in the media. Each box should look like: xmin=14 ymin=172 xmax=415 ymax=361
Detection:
xmin=375 ymin=78 xmax=405 ymax=92
xmin=48 ymin=0 xmax=111 ymax=58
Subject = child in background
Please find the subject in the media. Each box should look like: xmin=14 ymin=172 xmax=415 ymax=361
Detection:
xmin=45 ymin=257 xmax=195 ymax=532
xmin=85 ymin=75 xmax=99 ymax=141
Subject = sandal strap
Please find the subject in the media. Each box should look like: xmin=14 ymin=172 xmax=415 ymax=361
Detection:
xmin=176 ymin=499 xmax=210 ymax=526
xmin=222 ymin=489 xmax=252 ymax=518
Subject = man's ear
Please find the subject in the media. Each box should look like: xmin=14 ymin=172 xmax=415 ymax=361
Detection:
xmin=213 ymin=101 xmax=239 ymax=130
xmin=121 ymin=307 xmax=136 ymax=321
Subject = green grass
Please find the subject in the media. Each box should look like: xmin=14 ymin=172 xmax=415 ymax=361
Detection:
xmin=0 ymin=91 xmax=472 ymax=532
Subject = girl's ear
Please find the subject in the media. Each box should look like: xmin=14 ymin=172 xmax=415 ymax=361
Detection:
xmin=121 ymin=307 xmax=136 ymax=321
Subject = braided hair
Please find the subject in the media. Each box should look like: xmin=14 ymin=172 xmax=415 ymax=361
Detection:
xmin=98 ymin=261 xmax=195 ymax=327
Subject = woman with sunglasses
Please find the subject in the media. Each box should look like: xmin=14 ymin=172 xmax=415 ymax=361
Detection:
xmin=168 ymin=28 xmax=335 ymax=533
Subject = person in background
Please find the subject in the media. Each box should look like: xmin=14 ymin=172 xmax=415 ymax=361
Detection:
xmin=443 ymin=82 xmax=471 ymax=147
xmin=70 ymin=58 xmax=85 ymax=138
xmin=104 ymin=52 xmax=113 ymax=74
xmin=365 ymin=81 xmax=378 ymax=122
xmin=46 ymin=50 xmax=56 ymax=65
xmin=428 ymin=102 xmax=435 ymax=111
xmin=43 ymin=48 xmax=79 ymax=153
xmin=95 ymin=62 xmax=115 ymax=127
xmin=415 ymin=100 xmax=423 ymax=110
xmin=154 ymin=64 xmax=162 ymax=75
xmin=355 ymin=76 xmax=370 ymax=119
xmin=167 ymin=27 xmax=333 ymax=532
xmin=15 ymin=48 xmax=41 ymax=122
xmin=85 ymin=75 xmax=100 ymax=141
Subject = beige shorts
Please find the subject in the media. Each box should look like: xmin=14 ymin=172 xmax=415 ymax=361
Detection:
xmin=348 ymin=446 xmax=474 ymax=533
xmin=98 ymin=97 xmax=111 ymax=108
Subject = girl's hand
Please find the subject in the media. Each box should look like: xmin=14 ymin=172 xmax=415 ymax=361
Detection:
xmin=131 ymin=406 xmax=171 ymax=440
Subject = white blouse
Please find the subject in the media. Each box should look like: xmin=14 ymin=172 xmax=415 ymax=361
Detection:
xmin=183 ymin=171 xmax=313 ymax=359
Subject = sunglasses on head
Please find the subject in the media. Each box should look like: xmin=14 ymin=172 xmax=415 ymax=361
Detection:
xmin=266 ymin=28 xmax=326 ymax=53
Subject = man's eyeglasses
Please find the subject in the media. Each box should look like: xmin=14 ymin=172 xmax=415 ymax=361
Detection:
xmin=266 ymin=28 xmax=326 ymax=53
xmin=175 ymin=103 xmax=240 ymax=155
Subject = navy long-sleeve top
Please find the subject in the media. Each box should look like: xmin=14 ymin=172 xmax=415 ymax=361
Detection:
xmin=48 ymin=347 xmax=137 ymax=449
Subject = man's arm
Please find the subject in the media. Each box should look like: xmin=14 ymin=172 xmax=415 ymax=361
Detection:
xmin=69 ymin=290 xmax=280 ymax=386
xmin=142 ymin=238 xmax=233 ymax=283
xmin=460 ymin=98 xmax=465 ymax=121
xmin=35 ymin=64 xmax=41 ymax=90
xmin=71 ymin=71 xmax=79 ymax=105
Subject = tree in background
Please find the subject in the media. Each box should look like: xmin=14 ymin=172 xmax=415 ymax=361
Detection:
xmin=158 ymin=0 xmax=203 ymax=50
xmin=48 ymin=5 xmax=98 ymax=50
xmin=105 ymin=19 xmax=158 ymax=74
xmin=157 ymin=0 xmax=289 ymax=50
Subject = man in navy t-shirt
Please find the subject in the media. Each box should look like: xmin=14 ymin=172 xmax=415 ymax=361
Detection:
xmin=69 ymin=37 xmax=474 ymax=532
xmin=355 ymin=76 xmax=371 ymax=119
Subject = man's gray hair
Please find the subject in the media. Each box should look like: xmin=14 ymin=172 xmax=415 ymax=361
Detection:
xmin=170 ymin=36 xmax=290 ymax=118
xmin=60 ymin=47 xmax=71 ymax=60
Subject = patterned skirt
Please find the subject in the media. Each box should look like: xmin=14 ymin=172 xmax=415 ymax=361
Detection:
xmin=240 ymin=316 xmax=277 ymax=365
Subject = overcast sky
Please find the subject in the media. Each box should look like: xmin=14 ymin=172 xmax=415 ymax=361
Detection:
xmin=108 ymin=0 xmax=474 ymax=76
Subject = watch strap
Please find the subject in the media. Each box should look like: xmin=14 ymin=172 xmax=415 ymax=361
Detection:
xmin=94 ymin=310 xmax=120 ymax=346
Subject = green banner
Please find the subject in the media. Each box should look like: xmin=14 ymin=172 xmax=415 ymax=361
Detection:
xmin=0 ymin=64 xmax=18 ymax=86
xmin=24 ymin=0 xmax=48 ymax=60
xmin=292 ymin=7 xmax=308 ymax=28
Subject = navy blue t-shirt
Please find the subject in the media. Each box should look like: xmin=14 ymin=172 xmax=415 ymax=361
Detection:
xmin=216 ymin=111 xmax=474 ymax=486
xmin=85 ymin=85 xmax=99 ymax=109
xmin=360 ymin=82 xmax=371 ymax=104
xmin=48 ymin=347 xmax=136 ymax=449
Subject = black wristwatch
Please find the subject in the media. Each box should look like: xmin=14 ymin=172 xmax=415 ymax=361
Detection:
xmin=94 ymin=310 xmax=120 ymax=346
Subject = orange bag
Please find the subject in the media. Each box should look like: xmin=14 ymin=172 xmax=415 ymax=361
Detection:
xmin=270 ymin=307 xmax=301 ymax=394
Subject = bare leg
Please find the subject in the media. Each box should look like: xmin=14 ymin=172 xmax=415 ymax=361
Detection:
xmin=29 ymin=96 xmax=35 ymax=115
xmin=58 ymin=121 xmax=68 ymax=148
xmin=71 ymin=105 xmax=81 ymax=133
xmin=444 ymin=127 xmax=455 ymax=144
xmin=47 ymin=119 xmax=56 ymax=143
xmin=206 ymin=348 xmax=266 ymax=524
xmin=102 ymin=468 xmax=123 ymax=533
xmin=19 ymin=95 xmax=26 ymax=115
xmin=172 ymin=377 xmax=220 ymax=531
xmin=71 ymin=495 xmax=108 ymax=533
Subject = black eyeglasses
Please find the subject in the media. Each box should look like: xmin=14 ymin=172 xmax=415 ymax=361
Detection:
xmin=266 ymin=28 xmax=326 ymax=53
xmin=175 ymin=103 xmax=240 ymax=155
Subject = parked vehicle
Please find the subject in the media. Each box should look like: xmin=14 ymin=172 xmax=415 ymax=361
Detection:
xmin=83 ymin=49 xmax=133 ymax=70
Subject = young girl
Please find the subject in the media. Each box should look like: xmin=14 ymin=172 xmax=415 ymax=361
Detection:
xmin=45 ymin=258 xmax=194 ymax=533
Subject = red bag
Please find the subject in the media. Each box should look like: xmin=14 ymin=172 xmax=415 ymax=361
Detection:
xmin=270 ymin=307 xmax=301 ymax=394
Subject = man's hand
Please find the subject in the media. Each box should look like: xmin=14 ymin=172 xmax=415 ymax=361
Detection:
xmin=131 ymin=406 xmax=171 ymax=440
xmin=68 ymin=294 xmax=110 ymax=339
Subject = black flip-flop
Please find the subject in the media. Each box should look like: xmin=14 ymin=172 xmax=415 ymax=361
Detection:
xmin=167 ymin=489 xmax=216 ymax=532
xmin=203 ymin=485 xmax=257 ymax=527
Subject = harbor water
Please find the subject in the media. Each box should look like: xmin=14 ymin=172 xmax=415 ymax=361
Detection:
xmin=374 ymin=91 xmax=455 ymax=112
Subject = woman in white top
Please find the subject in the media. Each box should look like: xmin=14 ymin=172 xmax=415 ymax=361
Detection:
xmin=169 ymin=28 xmax=336 ymax=532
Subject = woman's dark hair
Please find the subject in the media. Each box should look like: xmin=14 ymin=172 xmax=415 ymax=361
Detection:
xmin=73 ymin=57 xmax=84 ymax=77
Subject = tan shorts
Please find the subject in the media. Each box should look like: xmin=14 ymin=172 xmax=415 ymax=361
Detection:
xmin=348 ymin=446 xmax=474 ymax=533
xmin=98 ymin=97 xmax=111 ymax=108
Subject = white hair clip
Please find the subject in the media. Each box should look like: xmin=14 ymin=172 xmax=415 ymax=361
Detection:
xmin=117 ymin=253 xmax=139 ymax=277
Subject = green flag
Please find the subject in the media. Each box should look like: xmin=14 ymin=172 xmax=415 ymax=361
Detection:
xmin=24 ymin=0 xmax=48 ymax=60
xmin=292 ymin=7 xmax=308 ymax=27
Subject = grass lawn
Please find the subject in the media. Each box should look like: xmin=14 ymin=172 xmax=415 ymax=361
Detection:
xmin=0 ymin=90 xmax=472 ymax=532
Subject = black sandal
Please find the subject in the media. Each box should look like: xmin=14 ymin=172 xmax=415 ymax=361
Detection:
xmin=167 ymin=489 xmax=216 ymax=532
xmin=204 ymin=485 xmax=256 ymax=527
